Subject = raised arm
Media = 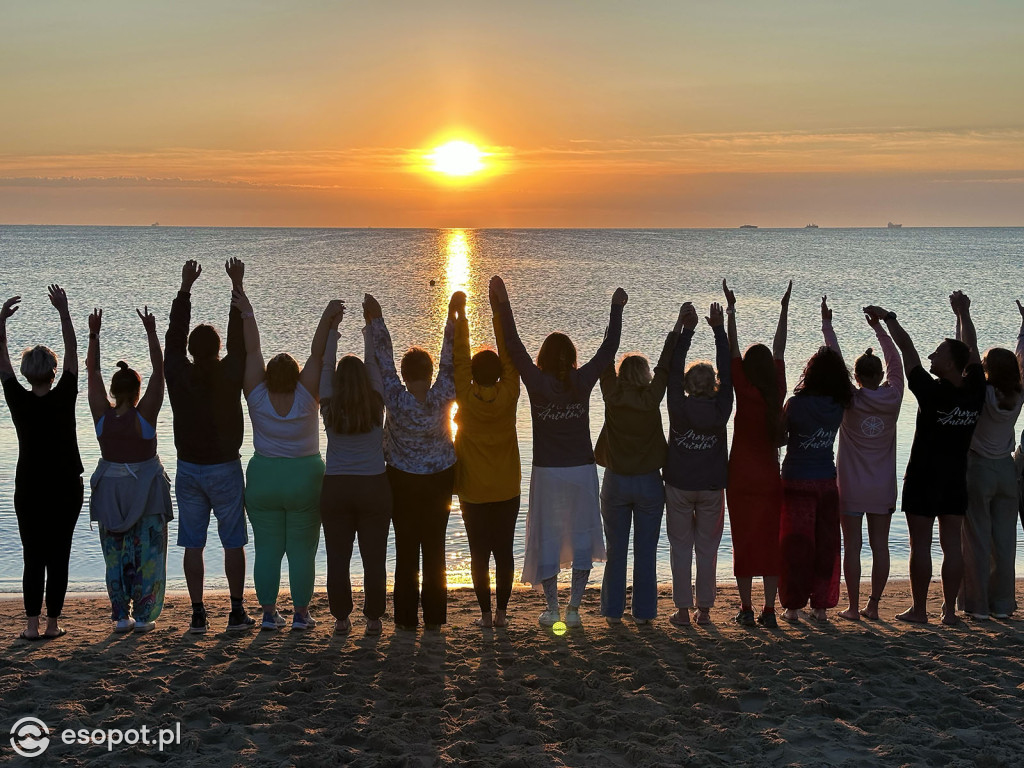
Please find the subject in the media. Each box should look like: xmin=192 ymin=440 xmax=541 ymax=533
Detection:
xmin=136 ymin=306 xmax=164 ymax=425
xmin=773 ymin=280 xmax=792 ymax=361
xmin=224 ymin=258 xmax=246 ymax=362
xmin=86 ymin=309 xmax=110 ymax=422
xmin=46 ymin=285 xmax=78 ymax=375
xmin=365 ymin=294 xmax=405 ymax=405
xmin=491 ymin=276 xmax=544 ymax=389
xmin=951 ymin=290 xmax=981 ymax=367
xmin=319 ymin=327 xmax=340 ymax=404
xmin=1015 ymin=299 xmax=1024 ymax=368
xmin=820 ymin=295 xmax=840 ymax=356
xmin=711 ymin=304 xmax=734 ymax=414
xmin=361 ymin=297 xmax=384 ymax=396
xmin=868 ymin=312 xmax=904 ymax=395
xmin=165 ymin=260 xmax=199 ymax=375
xmin=667 ymin=303 xmax=696 ymax=411
xmin=452 ymin=291 xmax=471 ymax=398
xmin=577 ymin=288 xmax=627 ymax=389
xmin=0 ymin=296 xmax=20 ymax=381
xmin=490 ymin=293 xmax=519 ymax=390
xmin=723 ymin=280 xmax=740 ymax=358
xmin=864 ymin=305 xmax=922 ymax=373
xmin=431 ymin=296 xmax=457 ymax=402
xmin=300 ymin=299 xmax=345 ymax=400
xmin=232 ymin=288 xmax=265 ymax=397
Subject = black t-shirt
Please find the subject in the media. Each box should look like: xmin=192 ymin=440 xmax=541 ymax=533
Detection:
xmin=2 ymin=370 xmax=84 ymax=483
xmin=901 ymin=363 xmax=986 ymax=513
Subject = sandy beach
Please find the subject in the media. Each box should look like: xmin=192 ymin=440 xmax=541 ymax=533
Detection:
xmin=2 ymin=580 xmax=1024 ymax=767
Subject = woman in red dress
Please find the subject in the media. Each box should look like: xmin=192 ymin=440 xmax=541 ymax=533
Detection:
xmin=723 ymin=279 xmax=790 ymax=628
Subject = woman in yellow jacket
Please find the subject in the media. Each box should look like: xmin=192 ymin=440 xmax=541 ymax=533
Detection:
xmin=453 ymin=280 xmax=522 ymax=628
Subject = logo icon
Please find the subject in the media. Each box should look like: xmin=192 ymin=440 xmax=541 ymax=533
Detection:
xmin=861 ymin=415 xmax=884 ymax=437
xmin=10 ymin=717 xmax=50 ymax=758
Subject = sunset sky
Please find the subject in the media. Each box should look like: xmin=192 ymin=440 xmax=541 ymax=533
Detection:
xmin=2 ymin=1 xmax=1022 ymax=227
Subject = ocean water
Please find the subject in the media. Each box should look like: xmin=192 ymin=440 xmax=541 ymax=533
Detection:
xmin=1 ymin=225 xmax=1023 ymax=595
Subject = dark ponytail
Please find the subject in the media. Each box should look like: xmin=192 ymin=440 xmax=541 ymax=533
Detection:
xmin=110 ymin=360 xmax=142 ymax=407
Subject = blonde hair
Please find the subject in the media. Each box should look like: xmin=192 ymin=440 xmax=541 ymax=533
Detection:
xmin=617 ymin=354 xmax=652 ymax=387
xmin=683 ymin=361 xmax=718 ymax=398
xmin=20 ymin=345 xmax=58 ymax=386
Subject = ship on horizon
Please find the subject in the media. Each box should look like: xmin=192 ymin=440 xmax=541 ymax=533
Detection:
xmin=739 ymin=224 xmax=758 ymax=229
xmin=887 ymin=221 xmax=902 ymax=229
xmin=805 ymin=223 xmax=818 ymax=229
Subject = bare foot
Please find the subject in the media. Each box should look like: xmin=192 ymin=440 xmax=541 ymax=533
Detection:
xmin=860 ymin=598 xmax=880 ymax=620
xmin=837 ymin=608 xmax=861 ymax=621
xmin=473 ymin=613 xmax=493 ymax=628
xmin=493 ymin=611 xmax=508 ymax=628
xmin=895 ymin=607 xmax=928 ymax=624
xmin=365 ymin=618 xmax=382 ymax=634
xmin=809 ymin=608 xmax=828 ymax=623
xmin=694 ymin=608 xmax=711 ymax=625
xmin=782 ymin=609 xmax=800 ymax=624
xmin=940 ymin=612 xmax=961 ymax=626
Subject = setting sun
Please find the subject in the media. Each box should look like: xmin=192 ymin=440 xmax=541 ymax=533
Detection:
xmin=429 ymin=140 xmax=486 ymax=176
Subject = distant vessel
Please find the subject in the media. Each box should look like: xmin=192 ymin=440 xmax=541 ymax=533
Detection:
xmin=805 ymin=224 xmax=818 ymax=229
xmin=739 ymin=224 xmax=758 ymax=229
xmin=150 ymin=222 xmax=160 ymax=227
xmin=887 ymin=222 xmax=902 ymax=229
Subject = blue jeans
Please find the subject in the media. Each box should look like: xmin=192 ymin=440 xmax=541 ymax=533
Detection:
xmin=599 ymin=469 xmax=665 ymax=620
xmin=175 ymin=459 xmax=247 ymax=549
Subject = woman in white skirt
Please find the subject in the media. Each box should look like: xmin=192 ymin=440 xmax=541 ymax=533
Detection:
xmin=491 ymin=276 xmax=627 ymax=628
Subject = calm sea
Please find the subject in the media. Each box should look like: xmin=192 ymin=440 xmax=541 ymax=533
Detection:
xmin=1 ymin=225 xmax=1023 ymax=595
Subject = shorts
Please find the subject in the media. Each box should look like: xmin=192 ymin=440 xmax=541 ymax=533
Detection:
xmin=175 ymin=459 xmax=248 ymax=548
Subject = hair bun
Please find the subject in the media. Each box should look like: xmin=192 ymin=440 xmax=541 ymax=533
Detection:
xmin=864 ymin=348 xmax=875 ymax=356
xmin=116 ymin=360 xmax=130 ymax=371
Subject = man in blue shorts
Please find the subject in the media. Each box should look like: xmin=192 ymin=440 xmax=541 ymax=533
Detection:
xmin=166 ymin=258 xmax=255 ymax=633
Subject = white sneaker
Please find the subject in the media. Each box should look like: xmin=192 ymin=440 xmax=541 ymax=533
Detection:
xmin=134 ymin=620 xmax=156 ymax=633
xmin=292 ymin=613 xmax=317 ymax=631
xmin=564 ymin=607 xmax=582 ymax=628
xmin=538 ymin=609 xmax=560 ymax=627
xmin=114 ymin=619 xmax=134 ymax=634
xmin=261 ymin=611 xmax=287 ymax=631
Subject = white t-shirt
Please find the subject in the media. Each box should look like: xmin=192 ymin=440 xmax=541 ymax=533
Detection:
xmin=246 ymin=381 xmax=320 ymax=458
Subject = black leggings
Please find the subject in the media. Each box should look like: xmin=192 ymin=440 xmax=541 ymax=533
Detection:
xmin=461 ymin=496 xmax=520 ymax=613
xmin=320 ymin=473 xmax=393 ymax=621
xmin=15 ymin=477 xmax=84 ymax=618
xmin=387 ymin=465 xmax=454 ymax=627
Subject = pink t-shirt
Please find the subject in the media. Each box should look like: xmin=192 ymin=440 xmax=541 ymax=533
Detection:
xmin=823 ymin=322 xmax=905 ymax=514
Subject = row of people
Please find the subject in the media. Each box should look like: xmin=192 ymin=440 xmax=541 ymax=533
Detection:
xmin=1 ymin=266 xmax=1020 ymax=639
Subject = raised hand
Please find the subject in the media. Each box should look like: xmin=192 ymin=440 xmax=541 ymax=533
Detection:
xmin=681 ymin=303 xmax=699 ymax=330
xmin=1 ymin=296 xmax=21 ymax=322
xmin=225 ymin=258 xmax=244 ymax=288
xmin=362 ymin=293 xmax=382 ymax=322
xmin=780 ymin=280 xmax=793 ymax=309
xmin=89 ymin=308 xmax=102 ymax=334
xmin=1017 ymin=299 xmax=1024 ymax=319
xmin=707 ymin=301 xmax=724 ymax=328
xmin=722 ymin=279 xmax=736 ymax=308
xmin=949 ymin=290 xmax=971 ymax=315
xmin=231 ymin=288 xmax=253 ymax=317
xmin=137 ymin=306 xmax=157 ymax=335
xmin=323 ymin=299 xmax=345 ymax=326
xmin=48 ymin=285 xmax=69 ymax=314
xmin=821 ymin=295 xmax=832 ymax=322
xmin=612 ymin=287 xmax=628 ymax=306
xmin=862 ymin=305 xmax=889 ymax=325
xmin=449 ymin=291 xmax=467 ymax=320
xmin=181 ymin=260 xmax=202 ymax=290
xmin=489 ymin=276 xmax=509 ymax=306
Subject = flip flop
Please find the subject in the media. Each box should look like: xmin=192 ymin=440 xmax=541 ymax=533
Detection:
xmin=42 ymin=628 xmax=67 ymax=639
xmin=18 ymin=631 xmax=42 ymax=641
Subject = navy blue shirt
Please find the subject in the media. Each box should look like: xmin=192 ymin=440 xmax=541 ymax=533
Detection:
xmin=781 ymin=393 xmax=844 ymax=480
xmin=500 ymin=301 xmax=622 ymax=468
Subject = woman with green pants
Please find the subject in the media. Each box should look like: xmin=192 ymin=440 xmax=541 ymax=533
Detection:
xmin=234 ymin=288 xmax=344 ymax=630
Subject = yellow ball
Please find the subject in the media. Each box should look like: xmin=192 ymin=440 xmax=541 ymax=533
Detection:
xmin=552 ymin=621 xmax=567 ymax=636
